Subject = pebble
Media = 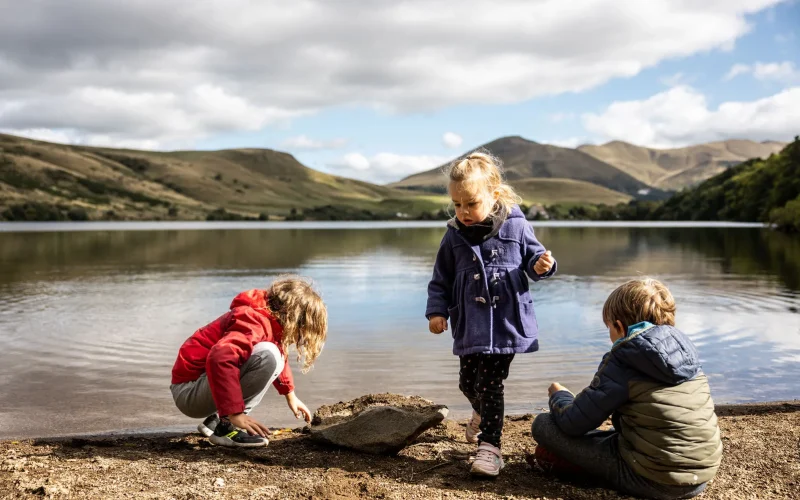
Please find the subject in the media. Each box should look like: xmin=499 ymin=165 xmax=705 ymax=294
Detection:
xmin=213 ymin=477 xmax=225 ymax=489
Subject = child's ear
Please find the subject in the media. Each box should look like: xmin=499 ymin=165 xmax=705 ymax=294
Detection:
xmin=615 ymin=320 xmax=625 ymax=335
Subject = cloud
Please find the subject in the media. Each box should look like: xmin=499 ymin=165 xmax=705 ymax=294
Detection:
xmin=544 ymin=137 xmax=592 ymax=148
xmin=280 ymin=135 xmax=348 ymax=151
xmin=723 ymin=61 xmax=800 ymax=83
xmin=328 ymin=152 xmax=449 ymax=183
xmin=548 ymin=112 xmax=576 ymax=123
xmin=582 ymin=85 xmax=800 ymax=148
xmin=442 ymin=132 xmax=463 ymax=149
xmin=0 ymin=1 xmax=784 ymax=147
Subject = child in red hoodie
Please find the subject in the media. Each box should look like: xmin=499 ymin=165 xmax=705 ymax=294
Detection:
xmin=171 ymin=275 xmax=327 ymax=447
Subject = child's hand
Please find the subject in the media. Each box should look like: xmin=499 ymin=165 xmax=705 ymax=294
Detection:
xmin=285 ymin=391 xmax=312 ymax=423
xmin=228 ymin=413 xmax=272 ymax=438
xmin=534 ymin=250 xmax=555 ymax=275
xmin=548 ymin=382 xmax=568 ymax=397
xmin=429 ymin=316 xmax=448 ymax=334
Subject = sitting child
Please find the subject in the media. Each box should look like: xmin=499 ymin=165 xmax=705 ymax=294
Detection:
xmin=531 ymin=278 xmax=722 ymax=499
xmin=170 ymin=275 xmax=327 ymax=447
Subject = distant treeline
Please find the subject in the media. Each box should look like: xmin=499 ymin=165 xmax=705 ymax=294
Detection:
xmin=543 ymin=137 xmax=799 ymax=233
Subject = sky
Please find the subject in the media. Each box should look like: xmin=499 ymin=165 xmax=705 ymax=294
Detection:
xmin=0 ymin=0 xmax=798 ymax=184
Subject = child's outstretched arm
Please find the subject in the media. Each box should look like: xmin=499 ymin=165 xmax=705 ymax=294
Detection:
xmin=521 ymin=224 xmax=557 ymax=281
xmin=425 ymin=233 xmax=455 ymax=322
xmin=547 ymin=354 xmax=628 ymax=436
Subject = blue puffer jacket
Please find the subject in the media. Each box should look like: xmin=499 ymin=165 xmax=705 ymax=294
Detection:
xmin=549 ymin=323 xmax=722 ymax=486
xmin=426 ymin=205 xmax=556 ymax=356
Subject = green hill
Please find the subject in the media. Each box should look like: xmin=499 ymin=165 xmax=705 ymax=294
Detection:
xmin=651 ymin=137 xmax=800 ymax=231
xmin=0 ymin=134 xmax=447 ymax=221
xmin=392 ymin=136 xmax=666 ymax=204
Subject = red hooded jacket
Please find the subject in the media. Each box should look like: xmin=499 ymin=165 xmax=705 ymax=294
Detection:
xmin=171 ymin=289 xmax=295 ymax=417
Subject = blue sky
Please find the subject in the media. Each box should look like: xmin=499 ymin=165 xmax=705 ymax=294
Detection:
xmin=1 ymin=1 xmax=798 ymax=184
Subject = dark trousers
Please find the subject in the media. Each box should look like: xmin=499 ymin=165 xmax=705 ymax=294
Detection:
xmin=531 ymin=413 xmax=707 ymax=500
xmin=458 ymin=353 xmax=514 ymax=447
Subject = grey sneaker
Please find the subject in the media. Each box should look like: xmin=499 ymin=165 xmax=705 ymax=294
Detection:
xmin=197 ymin=414 xmax=220 ymax=437
xmin=470 ymin=442 xmax=505 ymax=477
xmin=465 ymin=411 xmax=481 ymax=443
xmin=209 ymin=418 xmax=268 ymax=448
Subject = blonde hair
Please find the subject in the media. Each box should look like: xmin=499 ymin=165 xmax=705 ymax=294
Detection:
xmin=445 ymin=149 xmax=521 ymax=220
xmin=267 ymin=274 xmax=327 ymax=373
xmin=602 ymin=278 xmax=676 ymax=330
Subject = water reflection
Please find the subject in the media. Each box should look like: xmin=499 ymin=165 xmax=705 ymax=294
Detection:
xmin=0 ymin=224 xmax=798 ymax=439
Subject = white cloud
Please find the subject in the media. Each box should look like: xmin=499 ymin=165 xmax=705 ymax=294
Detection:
xmin=0 ymin=1 xmax=784 ymax=147
xmin=329 ymin=152 xmax=449 ymax=183
xmin=548 ymin=112 xmax=576 ymax=123
xmin=545 ymin=137 xmax=593 ymax=148
xmin=442 ymin=132 xmax=463 ymax=149
xmin=583 ymin=85 xmax=800 ymax=148
xmin=723 ymin=61 xmax=800 ymax=83
xmin=280 ymin=135 xmax=348 ymax=151
xmin=723 ymin=64 xmax=753 ymax=81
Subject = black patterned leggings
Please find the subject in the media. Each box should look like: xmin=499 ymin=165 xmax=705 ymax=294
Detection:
xmin=458 ymin=353 xmax=515 ymax=447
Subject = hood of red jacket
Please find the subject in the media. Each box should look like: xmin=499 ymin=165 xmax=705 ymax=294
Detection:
xmin=229 ymin=289 xmax=267 ymax=309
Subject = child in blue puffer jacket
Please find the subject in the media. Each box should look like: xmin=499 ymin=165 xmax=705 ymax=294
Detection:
xmin=426 ymin=150 xmax=557 ymax=477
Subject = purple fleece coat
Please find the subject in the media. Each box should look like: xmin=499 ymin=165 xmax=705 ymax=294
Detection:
xmin=426 ymin=205 xmax=556 ymax=355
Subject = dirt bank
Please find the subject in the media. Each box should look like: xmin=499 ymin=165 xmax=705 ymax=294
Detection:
xmin=2 ymin=401 xmax=798 ymax=499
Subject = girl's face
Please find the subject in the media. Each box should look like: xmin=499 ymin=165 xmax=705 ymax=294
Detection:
xmin=448 ymin=181 xmax=497 ymax=226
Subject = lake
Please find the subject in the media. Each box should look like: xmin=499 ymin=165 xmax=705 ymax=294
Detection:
xmin=1 ymin=221 xmax=799 ymax=439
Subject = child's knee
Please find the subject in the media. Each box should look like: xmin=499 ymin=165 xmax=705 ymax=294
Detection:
xmin=531 ymin=413 xmax=555 ymax=442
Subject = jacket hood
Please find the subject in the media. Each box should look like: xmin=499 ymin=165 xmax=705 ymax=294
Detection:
xmin=613 ymin=324 xmax=701 ymax=385
xmin=230 ymin=289 xmax=268 ymax=309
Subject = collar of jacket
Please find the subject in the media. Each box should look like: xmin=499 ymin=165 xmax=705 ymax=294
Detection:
xmin=612 ymin=321 xmax=655 ymax=349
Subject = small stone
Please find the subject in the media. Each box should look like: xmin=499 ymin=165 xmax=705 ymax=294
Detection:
xmin=213 ymin=477 xmax=225 ymax=489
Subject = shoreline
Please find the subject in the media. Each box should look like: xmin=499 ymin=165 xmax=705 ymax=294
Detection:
xmin=3 ymin=401 xmax=798 ymax=499
xmin=2 ymin=400 xmax=797 ymax=444
xmin=0 ymin=219 xmax=769 ymax=234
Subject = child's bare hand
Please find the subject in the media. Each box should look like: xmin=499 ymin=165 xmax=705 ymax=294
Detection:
xmin=429 ymin=316 xmax=448 ymax=334
xmin=285 ymin=391 xmax=312 ymax=423
xmin=228 ymin=413 xmax=272 ymax=438
xmin=548 ymin=382 xmax=568 ymax=397
xmin=534 ymin=250 xmax=555 ymax=275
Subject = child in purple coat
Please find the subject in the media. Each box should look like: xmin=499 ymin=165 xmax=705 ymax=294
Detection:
xmin=426 ymin=150 xmax=557 ymax=477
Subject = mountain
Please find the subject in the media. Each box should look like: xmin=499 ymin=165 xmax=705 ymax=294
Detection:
xmin=0 ymin=134 xmax=445 ymax=221
xmin=392 ymin=136 xmax=661 ymax=203
xmin=650 ymin=137 xmax=800 ymax=230
xmin=578 ymin=140 xmax=786 ymax=190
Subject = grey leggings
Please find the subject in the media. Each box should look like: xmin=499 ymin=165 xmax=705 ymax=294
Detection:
xmin=531 ymin=413 xmax=707 ymax=500
xmin=170 ymin=342 xmax=284 ymax=418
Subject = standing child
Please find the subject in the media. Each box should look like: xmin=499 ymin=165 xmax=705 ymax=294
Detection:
xmin=170 ymin=275 xmax=327 ymax=447
xmin=426 ymin=151 xmax=557 ymax=477
xmin=532 ymin=278 xmax=722 ymax=499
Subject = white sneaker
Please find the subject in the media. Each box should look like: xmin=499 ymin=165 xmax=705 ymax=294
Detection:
xmin=465 ymin=411 xmax=481 ymax=443
xmin=197 ymin=414 xmax=220 ymax=437
xmin=470 ymin=442 xmax=504 ymax=477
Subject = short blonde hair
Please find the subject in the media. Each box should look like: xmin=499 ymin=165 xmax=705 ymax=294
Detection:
xmin=446 ymin=149 xmax=521 ymax=220
xmin=267 ymin=275 xmax=327 ymax=373
xmin=602 ymin=278 xmax=676 ymax=330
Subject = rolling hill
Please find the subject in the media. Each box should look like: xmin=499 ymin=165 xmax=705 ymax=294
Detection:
xmin=0 ymin=134 xmax=446 ymax=221
xmin=392 ymin=136 xmax=661 ymax=203
xmin=578 ymin=139 xmax=786 ymax=190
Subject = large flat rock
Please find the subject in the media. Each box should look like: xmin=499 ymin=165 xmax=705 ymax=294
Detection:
xmin=309 ymin=394 xmax=449 ymax=455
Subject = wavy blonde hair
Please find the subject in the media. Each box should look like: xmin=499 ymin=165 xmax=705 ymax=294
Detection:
xmin=267 ymin=275 xmax=327 ymax=373
xmin=602 ymin=278 xmax=676 ymax=330
xmin=445 ymin=149 xmax=521 ymax=220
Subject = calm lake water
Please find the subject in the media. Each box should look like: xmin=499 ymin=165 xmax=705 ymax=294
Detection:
xmin=1 ymin=221 xmax=799 ymax=439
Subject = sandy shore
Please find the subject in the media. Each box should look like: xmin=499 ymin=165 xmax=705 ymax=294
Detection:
xmin=2 ymin=401 xmax=798 ymax=499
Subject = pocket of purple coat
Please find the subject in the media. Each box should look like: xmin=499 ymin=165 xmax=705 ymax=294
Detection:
xmin=518 ymin=301 xmax=538 ymax=337
xmin=447 ymin=304 xmax=461 ymax=338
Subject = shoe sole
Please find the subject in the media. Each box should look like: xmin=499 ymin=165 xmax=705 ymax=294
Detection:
xmin=197 ymin=422 xmax=214 ymax=438
xmin=208 ymin=435 xmax=269 ymax=448
xmin=470 ymin=464 xmax=504 ymax=477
